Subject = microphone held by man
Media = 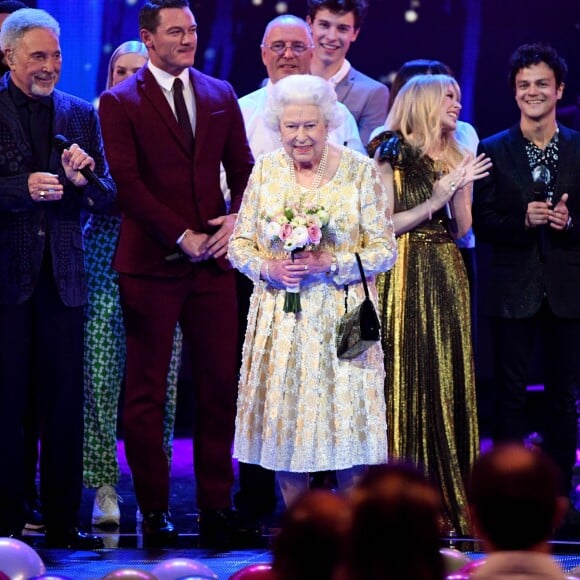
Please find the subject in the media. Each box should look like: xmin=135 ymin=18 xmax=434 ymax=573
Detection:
xmin=532 ymin=163 xmax=551 ymax=203
xmin=53 ymin=134 xmax=110 ymax=193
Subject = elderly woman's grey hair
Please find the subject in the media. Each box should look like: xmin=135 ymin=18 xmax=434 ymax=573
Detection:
xmin=264 ymin=74 xmax=344 ymax=133
xmin=0 ymin=8 xmax=60 ymax=51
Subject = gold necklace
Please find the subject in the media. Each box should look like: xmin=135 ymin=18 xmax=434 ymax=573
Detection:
xmin=288 ymin=142 xmax=329 ymax=195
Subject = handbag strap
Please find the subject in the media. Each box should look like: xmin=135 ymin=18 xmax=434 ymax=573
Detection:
xmin=354 ymin=252 xmax=370 ymax=299
xmin=344 ymin=252 xmax=370 ymax=312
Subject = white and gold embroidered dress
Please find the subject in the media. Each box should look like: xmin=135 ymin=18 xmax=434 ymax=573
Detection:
xmin=228 ymin=147 xmax=397 ymax=473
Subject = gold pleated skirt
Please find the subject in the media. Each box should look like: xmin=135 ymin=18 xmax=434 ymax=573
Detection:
xmin=378 ymin=227 xmax=479 ymax=536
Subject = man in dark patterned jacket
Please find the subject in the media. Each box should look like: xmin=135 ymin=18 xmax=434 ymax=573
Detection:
xmin=473 ymin=43 xmax=580 ymax=502
xmin=0 ymin=8 xmax=116 ymax=548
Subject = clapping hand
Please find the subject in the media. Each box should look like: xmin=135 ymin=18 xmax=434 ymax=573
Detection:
xmin=432 ymin=153 xmax=492 ymax=210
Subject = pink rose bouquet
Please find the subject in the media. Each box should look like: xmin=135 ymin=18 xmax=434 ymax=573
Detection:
xmin=264 ymin=203 xmax=330 ymax=313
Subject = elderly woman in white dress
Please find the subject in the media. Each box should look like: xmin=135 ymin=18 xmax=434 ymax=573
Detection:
xmin=228 ymin=74 xmax=397 ymax=506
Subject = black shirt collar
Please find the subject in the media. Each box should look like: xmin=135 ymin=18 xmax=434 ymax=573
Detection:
xmin=8 ymin=77 xmax=53 ymax=109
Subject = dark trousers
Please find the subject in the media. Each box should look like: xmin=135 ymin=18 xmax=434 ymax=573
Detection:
xmin=0 ymin=256 xmax=84 ymax=533
xmin=234 ymin=272 xmax=277 ymax=517
xmin=120 ymin=265 xmax=238 ymax=513
xmin=490 ymin=300 xmax=580 ymax=494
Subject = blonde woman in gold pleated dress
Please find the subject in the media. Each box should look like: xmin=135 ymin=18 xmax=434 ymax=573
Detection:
xmin=369 ymin=74 xmax=491 ymax=535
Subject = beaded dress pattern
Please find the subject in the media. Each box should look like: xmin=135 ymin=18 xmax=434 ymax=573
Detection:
xmin=228 ymin=147 xmax=397 ymax=472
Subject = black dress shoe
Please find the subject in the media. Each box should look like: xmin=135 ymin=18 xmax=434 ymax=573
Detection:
xmin=24 ymin=498 xmax=45 ymax=531
xmin=44 ymin=527 xmax=104 ymax=550
xmin=199 ymin=508 xmax=234 ymax=549
xmin=199 ymin=508 xmax=262 ymax=549
xmin=142 ymin=511 xmax=178 ymax=547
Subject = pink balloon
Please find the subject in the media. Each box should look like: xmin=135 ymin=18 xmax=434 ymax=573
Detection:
xmin=440 ymin=548 xmax=472 ymax=574
xmin=0 ymin=572 xmax=10 ymax=580
xmin=0 ymin=537 xmax=46 ymax=579
xmin=151 ymin=558 xmax=217 ymax=580
xmin=446 ymin=558 xmax=486 ymax=579
xmin=229 ymin=563 xmax=274 ymax=580
xmin=101 ymin=569 xmax=156 ymax=579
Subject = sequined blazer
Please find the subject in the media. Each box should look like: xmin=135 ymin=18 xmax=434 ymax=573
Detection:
xmin=0 ymin=74 xmax=117 ymax=307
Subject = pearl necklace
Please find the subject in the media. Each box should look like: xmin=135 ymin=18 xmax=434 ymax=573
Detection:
xmin=288 ymin=142 xmax=329 ymax=195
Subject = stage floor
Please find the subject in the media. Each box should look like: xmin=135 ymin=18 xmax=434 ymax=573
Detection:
xmin=17 ymin=438 xmax=580 ymax=579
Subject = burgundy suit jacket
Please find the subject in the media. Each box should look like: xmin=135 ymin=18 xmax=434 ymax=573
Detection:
xmin=98 ymin=66 xmax=253 ymax=276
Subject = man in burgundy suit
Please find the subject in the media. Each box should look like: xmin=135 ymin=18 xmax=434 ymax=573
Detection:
xmin=98 ymin=0 xmax=253 ymax=547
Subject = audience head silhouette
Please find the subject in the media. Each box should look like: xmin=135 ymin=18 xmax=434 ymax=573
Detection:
xmin=466 ymin=443 xmax=568 ymax=552
xmin=338 ymin=462 xmax=445 ymax=580
xmin=271 ymin=489 xmax=351 ymax=580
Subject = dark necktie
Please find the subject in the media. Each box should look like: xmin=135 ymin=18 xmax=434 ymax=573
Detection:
xmin=173 ymin=77 xmax=194 ymax=150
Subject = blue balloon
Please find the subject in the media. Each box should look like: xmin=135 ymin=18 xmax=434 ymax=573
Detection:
xmin=0 ymin=537 xmax=46 ymax=579
xmin=30 ymin=576 xmax=74 ymax=580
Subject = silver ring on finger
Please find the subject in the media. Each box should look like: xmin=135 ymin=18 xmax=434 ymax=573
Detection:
xmin=39 ymin=190 xmax=46 ymax=199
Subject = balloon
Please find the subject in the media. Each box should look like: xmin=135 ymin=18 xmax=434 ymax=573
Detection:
xmin=101 ymin=569 xmax=156 ymax=579
xmin=446 ymin=557 xmax=486 ymax=579
xmin=229 ymin=563 xmax=274 ymax=579
xmin=440 ymin=548 xmax=472 ymax=574
xmin=151 ymin=558 xmax=218 ymax=580
xmin=30 ymin=576 xmax=74 ymax=580
xmin=0 ymin=572 xmax=9 ymax=580
xmin=0 ymin=537 xmax=46 ymax=579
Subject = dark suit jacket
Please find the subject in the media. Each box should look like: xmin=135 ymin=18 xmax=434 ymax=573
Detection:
xmin=0 ymin=75 xmax=117 ymax=307
xmin=473 ymin=123 xmax=580 ymax=319
xmin=98 ymin=66 xmax=253 ymax=277
xmin=334 ymin=65 xmax=389 ymax=146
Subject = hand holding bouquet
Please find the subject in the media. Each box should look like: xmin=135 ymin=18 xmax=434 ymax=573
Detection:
xmin=264 ymin=203 xmax=329 ymax=313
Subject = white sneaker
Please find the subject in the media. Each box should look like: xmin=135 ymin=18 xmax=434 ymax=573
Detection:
xmin=92 ymin=484 xmax=121 ymax=527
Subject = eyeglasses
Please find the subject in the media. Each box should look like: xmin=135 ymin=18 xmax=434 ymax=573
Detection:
xmin=261 ymin=41 xmax=313 ymax=56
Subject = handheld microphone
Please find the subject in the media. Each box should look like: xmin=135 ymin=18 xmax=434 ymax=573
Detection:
xmin=445 ymin=202 xmax=458 ymax=235
xmin=53 ymin=135 xmax=109 ymax=193
xmin=532 ymin=164 xmax=550 ymax=202
xmin=532 ymin=164 xmax=551 ymax=260
xmin=434 ymin=159 xmax=458 ymax=234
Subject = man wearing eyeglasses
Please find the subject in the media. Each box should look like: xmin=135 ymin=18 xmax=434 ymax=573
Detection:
xmin=237 ymin=14 xmax=364 ymax=161
xmin=307 ymin=0 xmax=389 ymax=145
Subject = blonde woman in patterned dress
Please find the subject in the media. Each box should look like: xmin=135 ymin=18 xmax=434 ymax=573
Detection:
xmin=369 ymin=74 xmax=491 ymax=535
xmin=228 ymin=74 xmax=397 ymax=507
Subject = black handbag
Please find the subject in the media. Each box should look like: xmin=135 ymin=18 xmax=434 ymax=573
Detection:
xmin=336 ymin=253 xmax=381 ymax=359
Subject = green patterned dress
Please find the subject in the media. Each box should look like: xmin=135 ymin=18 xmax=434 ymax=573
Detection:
xmin=83 ymin=213 xmax=182 ymax=488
